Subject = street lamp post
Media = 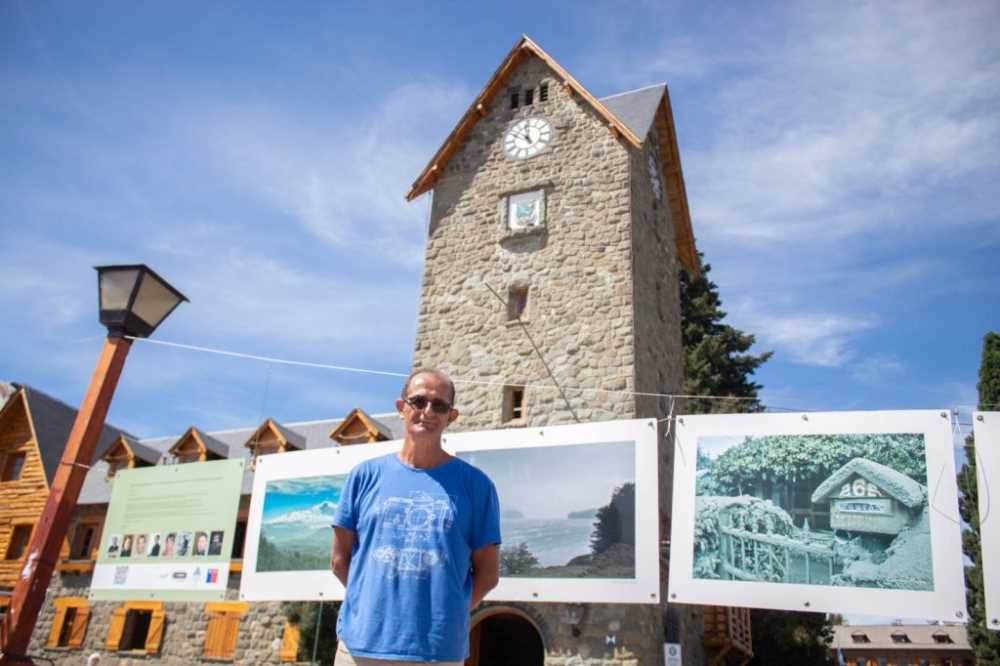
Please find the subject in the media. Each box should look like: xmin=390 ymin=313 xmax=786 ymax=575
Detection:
xmin=0 ymin=265 xmax=186 ymax=665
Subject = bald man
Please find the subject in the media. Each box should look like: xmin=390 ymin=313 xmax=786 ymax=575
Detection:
xmin=331 ymin=368 xmax=501 ymax=665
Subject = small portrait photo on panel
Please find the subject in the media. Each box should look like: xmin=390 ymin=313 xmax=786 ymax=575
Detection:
xmin=177 ymin=532 xmax=192 ymax=557
xmin=120 ymin=534 xmax=134 ymax=558
xmin=208 ymin=530 xmax=224 ymax=556
xmin=194 ymin=531 xmax=209 ymax=556
xmin=148 ymin=532 xmax=162 ymax=557
xmin=134 ymin=533 xmax=148 ymax=557
xmin=106 ymin=534 xmax=121 ymax=558
xmin=162 ymin=532 xmax=177 ymax=557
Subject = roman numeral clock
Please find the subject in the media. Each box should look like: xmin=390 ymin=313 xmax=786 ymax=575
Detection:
xmin=503 ymin=116 xmax=553 ymax=160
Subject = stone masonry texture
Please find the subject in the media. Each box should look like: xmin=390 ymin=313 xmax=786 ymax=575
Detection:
xmin=412 ymin=54 xmax=704 ymax=665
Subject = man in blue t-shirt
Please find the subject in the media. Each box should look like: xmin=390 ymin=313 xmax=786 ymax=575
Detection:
xmin=331 ymin=368 xmax=501 ymax=665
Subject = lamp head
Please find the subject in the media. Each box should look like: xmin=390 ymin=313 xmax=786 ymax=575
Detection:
xmin=95 ymin=264 xmax=187 ymax=338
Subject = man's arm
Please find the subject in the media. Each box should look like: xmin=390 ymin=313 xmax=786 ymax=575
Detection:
xmin=331 ymin=527 xmax=356 ymax=587
xmin=470 ymin=543 xmax=500 ymax=609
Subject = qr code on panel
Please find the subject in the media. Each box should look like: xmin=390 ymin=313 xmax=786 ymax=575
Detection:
xmin=113 ymin=566 xmax=129 ymax=585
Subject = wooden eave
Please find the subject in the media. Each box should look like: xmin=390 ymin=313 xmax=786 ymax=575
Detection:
xmin=168 ymin=427 xmax=224 ymax=461
xmin=406 ymin=35 xmax=642 ymax=201
xmin=244 ymin=418 xmax=300 ymax=453
xmin=652 ymin=88 xmax=699 ymax=276
xmin=330 ymin=408 xmax=391 ymax=445
xmin=101 ymin=434 xmax=156 ymax=468
xmin=16 ymin=389 xmax=50 ymax=491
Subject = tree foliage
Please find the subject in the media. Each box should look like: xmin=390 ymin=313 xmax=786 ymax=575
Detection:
xmin=500 ymin=542 xmax=540 ymax=576
xmin=590 ymin=482 xmax=635 ymax=555
xmin=281 ymin=601 xmax=339 ymax=665
xmin=680 ymin=255 xmax=772 ymax=414
xmin=710 ymin=433 xmax=927 ymax=496
xmin=958 ymin=331 xmax=1000 ymax=662
xmin=679 ymin=257 xmax=831 ymax=665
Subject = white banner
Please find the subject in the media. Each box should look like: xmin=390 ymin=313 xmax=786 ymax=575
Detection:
xmin=240 ymin=419 xmax=660 ymax=603
xmin=668 ymin=410 xmax=967 ymax=621
xmin=973 ymin=412 xmax=1000 ymax=631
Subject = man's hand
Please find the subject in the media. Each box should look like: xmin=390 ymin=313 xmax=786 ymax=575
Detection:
xmin=470 ymin=544 xmax=500 ymax=610
xmin=331 ymin=527 xmax=355 ymax=587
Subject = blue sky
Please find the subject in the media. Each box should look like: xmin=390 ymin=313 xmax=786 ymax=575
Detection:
xmin=2 ymin=1 xmax=998 ymax=440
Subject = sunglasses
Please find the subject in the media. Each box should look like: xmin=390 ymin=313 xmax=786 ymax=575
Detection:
xmin=404 ymin=395 xmax=453 ymax=414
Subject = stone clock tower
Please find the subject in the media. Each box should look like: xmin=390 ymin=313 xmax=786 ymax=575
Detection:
xmin=407 ymin=36 xmax=704 ymax=666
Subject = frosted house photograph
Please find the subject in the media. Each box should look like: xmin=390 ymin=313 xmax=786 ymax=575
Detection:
xmin=693 ymin=433 xmax=933 ymax=590
xmin=458 ymin=440 xmax=636 ymax=579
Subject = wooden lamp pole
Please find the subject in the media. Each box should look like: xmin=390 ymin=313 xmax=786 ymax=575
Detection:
xmin=0 ymin=265 xmax=186 ymax=665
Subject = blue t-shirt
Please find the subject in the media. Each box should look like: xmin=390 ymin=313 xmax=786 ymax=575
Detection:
xmin=332 ymin=453 xmax=501 ymax=662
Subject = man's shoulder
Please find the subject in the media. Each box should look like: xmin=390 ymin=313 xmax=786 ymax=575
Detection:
xmin=451 ymin=456 xmax=494 ymax=487
xmin=350 ymin=452 xmax=395 ymax=475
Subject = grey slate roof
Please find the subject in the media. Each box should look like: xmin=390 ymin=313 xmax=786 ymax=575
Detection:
xmin=599 ymin=84 xmax=665 ymax=143
xmin=19 ymin=385 xmax=134 ymax=486
xmin=811 ymin=457 xmax=925 ymax=508
xmin=268 ymin=420 xmax=307 ymax=449
xmin=76 ymin=412 xmax=404 ymax=504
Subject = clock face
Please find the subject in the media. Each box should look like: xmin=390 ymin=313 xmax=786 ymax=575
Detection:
xmin=647 ymin=154 xmax=663 ymax=201
xmin=504 ymin=117 xmax=553 ymax=160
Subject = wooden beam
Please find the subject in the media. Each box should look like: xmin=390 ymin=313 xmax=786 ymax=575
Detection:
xmin=0 ymin=336 xmax=132 ymax=663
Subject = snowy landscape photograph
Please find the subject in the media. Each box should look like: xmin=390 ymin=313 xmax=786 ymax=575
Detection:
xmin=458 ymin=440 xmax=636 ymax=579
xmin=694 ymin=432 xmax=933 ymax=591
xmin=256 ymin=474 xmax=345 ymax=573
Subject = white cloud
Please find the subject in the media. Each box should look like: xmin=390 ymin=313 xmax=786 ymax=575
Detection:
xmin=740 ymin=308 xmax=876 ymax=367
xmin=850 ymin=356 xmax=905 ymax=384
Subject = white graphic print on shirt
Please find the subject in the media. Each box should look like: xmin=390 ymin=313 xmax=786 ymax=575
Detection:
xmin=372 ymin=491 xmax=456 ymax=577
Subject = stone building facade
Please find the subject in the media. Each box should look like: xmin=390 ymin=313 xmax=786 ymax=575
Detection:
xmin=408 ymin=37 xmax=703 ymax=666
xmin=12 ymin=35 xmax=711 ymax=666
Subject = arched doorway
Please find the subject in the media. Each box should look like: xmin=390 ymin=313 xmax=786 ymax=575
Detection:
xmin=466 ymin=607 xmax=544 ymax=666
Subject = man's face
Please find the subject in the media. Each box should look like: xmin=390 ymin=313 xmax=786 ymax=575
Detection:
xmin=396 ymin=372 xmax=458 ymax=441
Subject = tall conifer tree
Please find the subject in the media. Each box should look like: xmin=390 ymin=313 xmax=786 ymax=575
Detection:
xmin=958 ymin=331 xmax=1000 ymax=661
xmin=679 ymin=256 xmax=832 ymax=665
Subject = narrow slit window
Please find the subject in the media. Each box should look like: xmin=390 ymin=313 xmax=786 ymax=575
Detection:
xmin=539 ymin=82 xmax=549 ymax=101
xmin=5 ymin=524 xmax=32 ymax=560
xmin=509 ymin=87 xmax=520 ymax=109
xmin=503 ymin=386 xmax=525 ymax=422
xmin=507 ymin=286 xmax=528 ymax=321
xmin=71 ymin=524 xmax=96 ymax=559
xmin=2 ymin=452 xmax=26 ymax=482
xmin=524 ymin=88 xmax=534 ymax=106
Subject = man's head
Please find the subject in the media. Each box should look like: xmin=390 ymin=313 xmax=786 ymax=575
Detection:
xmin=396 ymin=368 xmax=459 ymax=443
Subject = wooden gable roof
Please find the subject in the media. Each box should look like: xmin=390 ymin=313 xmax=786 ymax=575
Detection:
xmin=101 ymin=434 xmax=161 ymax=467
xmin=330 ymin=408 xmax=393 ymax=446
xmin=168 ymin=426 xmax=228 ymax=461
xmin=243 ymin=418 xmax=305 ymax=453
xmin=405 ymin=35 xmax=699 ymax=276
xmin=8 ymin=385 xmax=132 ymax=485
xmin=406 ymin=35 xmax=642 ymax=203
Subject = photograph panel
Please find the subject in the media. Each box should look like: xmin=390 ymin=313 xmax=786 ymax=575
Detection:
xmin=973 ymin=412 xmax=1000 ymax=631
xmin=694 ymin=433 xmax=932 ymax=591
xmin=459 ymin=440 xmax=636 ymax=579
xmin=256 ymin=474 xmax=347 ymax=573
xmin=668 ymin=410 xmax=967 ymax=621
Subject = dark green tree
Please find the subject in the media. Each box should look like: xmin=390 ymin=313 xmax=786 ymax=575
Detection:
xmin=958 ymin=331 xmax=1000 ymax=662
xmin=281 ymin=601 xmax=340 ymax=665
xmin=590 ymin=483 xmax=635 ymax=555
xmin=680 ymin=255 xmax=772 ymax=414
xmin=679 ymin=257 xmax=831 ymax=665
xmin=500 ymin=542 xmax=540 ymax=576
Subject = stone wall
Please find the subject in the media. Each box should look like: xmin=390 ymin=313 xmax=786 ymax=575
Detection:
xmin=413 ymin=53 xmax=700 ymax=665
xmin=28 ymin=572 xmax=300 ymax=665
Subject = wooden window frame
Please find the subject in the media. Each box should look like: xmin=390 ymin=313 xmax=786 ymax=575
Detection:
xmin=502 ymin=385 xmax=526 ymax=424
xmin=106 ymin=601 xmax=165 ymax=654
xmin=202 ymin=602 xmax=249 ymax=661
xmin=46 ymin=597 xmax=90 ymax=650
xmin=4 ymin=522 xmax=35 ymax=561
xmin=1 ymin=451 xmax=27 ymax=482
xmin=69 ymin=520 xmax=101 ymax=560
